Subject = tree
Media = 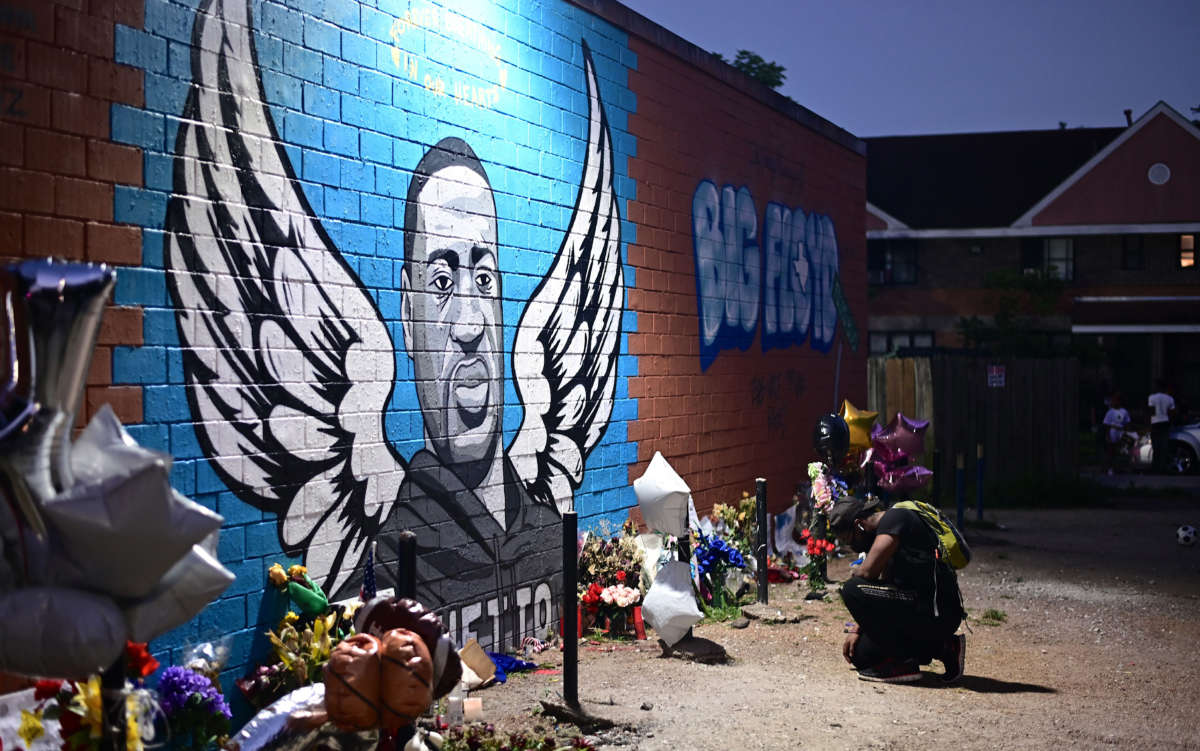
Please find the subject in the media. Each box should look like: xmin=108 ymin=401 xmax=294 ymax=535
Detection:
xmin=713 ymin=49 xmax=786 ymax=90
xmin=955 ymin=269 xmax=1069 ymax=357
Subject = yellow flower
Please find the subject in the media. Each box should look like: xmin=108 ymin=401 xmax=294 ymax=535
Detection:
xmin=126 ymin=693 xmax=146 ymax=751
xmin=18 ymin=708 xmax=45 ymax=746
xmin=268 ymin=563 xmax=288 ymax=588
xmin=287 ymin=564 xmax=307 ymax=578
xmin=71 ymin=675 xmax=104 ymax=738
xmin=282 ymin=610 xmax=300 ymax=625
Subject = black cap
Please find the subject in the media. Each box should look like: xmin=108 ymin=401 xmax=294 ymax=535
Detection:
xmin=827 ymin=495 xmax=881 ymax=534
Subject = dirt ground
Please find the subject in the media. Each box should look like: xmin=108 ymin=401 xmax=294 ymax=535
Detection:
xmin=474 ymin=492 xmax=1200 ymax=750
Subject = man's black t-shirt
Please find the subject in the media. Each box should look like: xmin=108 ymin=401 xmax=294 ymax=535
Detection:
xmin=875 ymin=506 xmax=961 ymax=620
xmin=875 ymin=507 xmax=937 ymax=591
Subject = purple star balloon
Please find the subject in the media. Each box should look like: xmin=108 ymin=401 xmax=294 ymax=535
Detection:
xmin=871 ymin=412 xmax=929 ymax=460
xmin=877 ymin=464 xmax=934 ymax=493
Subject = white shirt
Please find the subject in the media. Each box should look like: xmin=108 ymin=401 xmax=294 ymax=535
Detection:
xmin=1148 ymin=392 xmax=1175 ymax=424
xmin=1103 ymin=407 xmax=1130 ymax=443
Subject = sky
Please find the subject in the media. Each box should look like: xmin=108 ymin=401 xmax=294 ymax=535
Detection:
xmin=617 ymin=0 xmax=1200 ymax=138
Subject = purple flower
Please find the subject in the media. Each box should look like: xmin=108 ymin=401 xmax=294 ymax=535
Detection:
xmin=157 ymin=666 xmax=231 ymax=719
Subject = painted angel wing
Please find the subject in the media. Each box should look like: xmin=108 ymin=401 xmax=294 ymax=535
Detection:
xmin=510 ymin=42 xmax=624 ymax=513
xmin=164 ymin=0 xmax=403 ymax=594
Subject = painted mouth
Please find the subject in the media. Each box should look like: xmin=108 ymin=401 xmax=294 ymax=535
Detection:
xmin=451 ymin=357 xmax=490 ymax=428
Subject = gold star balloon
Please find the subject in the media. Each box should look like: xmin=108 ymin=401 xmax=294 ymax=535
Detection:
xmin=840 ymin=399 xmax=878 ymax=450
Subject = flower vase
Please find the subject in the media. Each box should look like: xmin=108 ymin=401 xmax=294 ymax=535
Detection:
xmin=605 ymin=610 xmax=628 ymax=637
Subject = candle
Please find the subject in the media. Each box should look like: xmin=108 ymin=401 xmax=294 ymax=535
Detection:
xmin=463 ymin=697 xmax=483 ymax=721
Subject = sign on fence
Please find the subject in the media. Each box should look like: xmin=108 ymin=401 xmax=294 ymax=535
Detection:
xmin=987 ymin=364 xmax=1006 ymax=388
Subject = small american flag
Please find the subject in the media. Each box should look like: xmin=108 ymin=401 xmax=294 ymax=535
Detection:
xmin=360 ymin=541 xmax=377 ymax=602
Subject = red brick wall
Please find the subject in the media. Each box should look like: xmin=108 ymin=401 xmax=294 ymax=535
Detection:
xmin=624 ymin=38 xmax=867 ymax=515
xmin=1033 ymin=112 xmax=1200 ymax=226
xmin=0 ymin=0 xmax=145 ymax=429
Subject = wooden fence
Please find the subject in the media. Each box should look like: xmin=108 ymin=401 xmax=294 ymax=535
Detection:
xmin=868 ymin=354 xmax=1079 ymax=502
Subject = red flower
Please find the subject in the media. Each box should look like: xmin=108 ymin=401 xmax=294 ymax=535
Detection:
xmin=615 ymin=570 xmax=626 ymax=582
xmin=34 ymin=679 xmax=63 ymax=701
xmin=800 ymin=528 xmax=811 ymax=539
xmin=580 ymin=582 xmax=604 ymax=606
xmin=124 ymin=641 xmax=159 ymax=678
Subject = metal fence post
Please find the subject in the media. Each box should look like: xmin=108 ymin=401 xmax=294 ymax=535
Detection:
xmin=955 ymin=452 xmax=965 ymax=530
xmin=755 ymin=477 xmax=768 ymax=605
xmin=976 ymin=443 xmax=985 ymax=522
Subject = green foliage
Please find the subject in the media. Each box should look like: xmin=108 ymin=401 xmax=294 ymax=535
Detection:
xmin=699 ymin=592 xmax=750 ymax=624
xmin=713 ymin=49 xmax=787 ymax=89
xmin=956 ymin=269 xmax=1070 ymax=356
xmin=980 ymin=608 xmax=1008 ymax=625
xmin=440 ymin=723 xmax=593 ymax=751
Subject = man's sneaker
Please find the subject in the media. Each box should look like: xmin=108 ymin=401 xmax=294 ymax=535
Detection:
xmin=857 ymin=659 xmax=921 ymax=683
xmin=940 ymin=633 xmax=966 ymax=683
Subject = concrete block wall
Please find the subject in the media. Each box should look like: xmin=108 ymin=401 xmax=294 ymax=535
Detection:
xmin=0 ymin=0 xmax=865 ymax=716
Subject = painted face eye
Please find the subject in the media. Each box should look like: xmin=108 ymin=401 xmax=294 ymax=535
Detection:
xmin=430 ymin=275 xmax=452 ymax=293
xmin=475 ymin=271 xmax=495 ymax=295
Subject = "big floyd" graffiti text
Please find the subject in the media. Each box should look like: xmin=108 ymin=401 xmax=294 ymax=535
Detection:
xmin=692 ymin=181 xmax=841 ymax=369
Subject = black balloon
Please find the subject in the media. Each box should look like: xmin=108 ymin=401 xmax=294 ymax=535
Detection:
xmin=812 ymin=413 xmax=850 ymax=466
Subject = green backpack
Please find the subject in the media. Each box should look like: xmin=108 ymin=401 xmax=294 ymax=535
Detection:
xmin=892 ymin=501 xmax=972 ymax=569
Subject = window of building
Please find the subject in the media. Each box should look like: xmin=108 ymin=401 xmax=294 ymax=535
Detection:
xmin=1043 ymin=238 xmax=1074 ymax=280
xmin=867 ymin=239 xmax=917 ymax=285
xmin=1021 ymin=237 xmax=1073 ymax=280
xmin=1182 ymin=235 xmax=1195 ymax=268
xmin=1121 ymin=235 xmax=1144 ymax=270
xmin=869 ymin=330 xmax=934 ymax=354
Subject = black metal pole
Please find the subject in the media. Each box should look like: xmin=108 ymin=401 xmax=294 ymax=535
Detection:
xmin=931 ymin=448 xmax=942 ymax=506
xmin=955 ymin=452 xmax=965 ymax=530
xmin=396 ymin=530 xmax=417 ymax=599
xmin=755 ymin=477 xmax=768 ymax=604
xmin=99 ymin=658 xmax=124 ymax=751
xmin=562 ymin=510 xmax=579 ymax=709
xmin=976 ymin=443 xmax=985 ymax=522
xmin=389 ymin=532 xmax=421 ymax=745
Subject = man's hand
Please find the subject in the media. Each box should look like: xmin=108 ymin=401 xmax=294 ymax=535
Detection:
xmin=842 ymin=633 xmax=859 ymax=664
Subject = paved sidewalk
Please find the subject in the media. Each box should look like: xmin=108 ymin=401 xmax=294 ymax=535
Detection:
xmin=1081 ymin=468 xmax=1200 ymax=492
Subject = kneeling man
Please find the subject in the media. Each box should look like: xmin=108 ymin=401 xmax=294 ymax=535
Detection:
xmin=829 ymin=497 xmax=965 ymax=683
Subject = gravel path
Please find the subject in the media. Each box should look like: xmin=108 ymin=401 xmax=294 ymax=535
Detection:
xmin=476 ymin=494 xmax=1200 ymax=750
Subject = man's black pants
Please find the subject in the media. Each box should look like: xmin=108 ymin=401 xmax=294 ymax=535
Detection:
xmin=1151 ymin=422 xmax=1170 ymax=473
xmin=840 ymin=577 xmax=959 ymax=669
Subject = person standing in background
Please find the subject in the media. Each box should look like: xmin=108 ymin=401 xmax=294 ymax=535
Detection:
xmin=1147 ymin=380 xmax=1176 ymax=473
xmin=1102 ymin=393 xmax=1130 ymax=475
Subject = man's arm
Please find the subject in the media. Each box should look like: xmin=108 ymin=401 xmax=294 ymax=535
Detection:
xmin=856 ymin=533 xmax=900 ymax=580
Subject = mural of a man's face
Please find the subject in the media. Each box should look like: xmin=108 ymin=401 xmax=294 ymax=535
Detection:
xmin=402 ymin=162 xmax=503 ymax=487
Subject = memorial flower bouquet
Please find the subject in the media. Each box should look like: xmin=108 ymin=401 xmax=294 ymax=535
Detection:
xmin=712 ymin=490 xmax=758 ymax=559
xmin=694 ymin=533 xmax=746 ymax=612
xmin=799 ymin=528 xmax=836 ymax=591
xmin=238 ymin=610 xmax=344 ymax=708
xmin=807 ymin=462 xmax=849 ymax=513
xmin=598 ymin=582 xmax=641 ymax=634
xmin=157 ymin=666 xmax=231 ymax=750
xmin=15 ymin=641 xmax=162 ymax=751
xmin=578 ymin=522 xmax=642 ymax=598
